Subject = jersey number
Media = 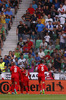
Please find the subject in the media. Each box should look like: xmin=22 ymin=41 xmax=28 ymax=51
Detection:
xmin=41 ymin=66 xmax=44 ymax=71
xmin=14 ymin=67 xmax=17 ymax=73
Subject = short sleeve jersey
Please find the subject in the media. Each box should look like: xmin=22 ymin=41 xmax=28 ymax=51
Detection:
xmin=38 ymin=64 xmax=48 ymax=76
xmin=10 ymin=65 xmax=20 ymax=78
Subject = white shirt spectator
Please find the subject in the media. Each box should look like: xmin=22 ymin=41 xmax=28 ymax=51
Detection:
xmin=38 ymin=51 xmax=45 ymax=58
xmin=18 ymin=58 xmax=26 ymax=68
xmin=40 ymin=42 xmax=47 ymax=49
xmin=56 ymin=24 xmax=62 ymax=28
xmin=60 ymin=34 xmax=66 ymax=43
xmin=58 ymin=7 xmax=64 ymax=15
xmin=44 ymin=35 xmax=50 ymax=43
xmin=45 ymin=18 xmax=53 ymax=25
xmin=63 ymin=4 xmax=66 ymax=12
xmin=59 ymin=14 xmax=66 ymax=25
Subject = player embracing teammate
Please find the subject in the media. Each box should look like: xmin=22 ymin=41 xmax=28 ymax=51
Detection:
xmin=20 ymin=67 xmax=31 ymax=94
xmin=8 ymin=61 xmax=30 ymax=94
xmin=8 ymin=60 xmax=48 ymax=94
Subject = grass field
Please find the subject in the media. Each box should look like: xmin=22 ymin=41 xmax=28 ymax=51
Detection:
xmin=0 ymin=94 xmax=66 ymax=100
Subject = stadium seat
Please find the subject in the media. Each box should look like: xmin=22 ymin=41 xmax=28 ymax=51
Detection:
xmin=35 ymin=40 xmax=42 ymax=49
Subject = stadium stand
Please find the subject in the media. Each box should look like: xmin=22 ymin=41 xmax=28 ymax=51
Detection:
xmin=0 ymin=0 xmax=66 ymax=74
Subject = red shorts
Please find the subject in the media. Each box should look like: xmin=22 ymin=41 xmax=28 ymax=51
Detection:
xmin=38 ymin=76 xmax=45 ymax=82
xmin=11 ymin=76 xmax=19 ymax=85
xmin=23 ymin=79 xmax=29 ymax=86
xmin=21 ymin=78 xmax=23 ymax=83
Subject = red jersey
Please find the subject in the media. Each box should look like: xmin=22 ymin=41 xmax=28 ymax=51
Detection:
xmin=45 ymin=55 xmax=50 ymax=60
xmin=26 ymin=41 xmax=33 ymax=47
xmin=10 ymin=65 xmax=20 ymax=79
xmin=28 ymin=8 xmax=35 ymax=14
xmin=19 ymin=70 xmax=25 ymax=82
xmin=38 ymin=64 xmax=48 ymax=77
xmin=23 ymin=70 xmax=30 ymax=80
xmin=23 ymin=46 xmax=31 ymax=53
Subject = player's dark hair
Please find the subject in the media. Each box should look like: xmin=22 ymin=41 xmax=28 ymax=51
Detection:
xmin=25 ymin=67 xmax=28 ymax=70
xmin=40 ymin=60 xmax=43 ymax=64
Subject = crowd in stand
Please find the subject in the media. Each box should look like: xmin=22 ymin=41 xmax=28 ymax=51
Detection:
xmin=0 ymin=0 xmax=66 ymax=73
xmin=0 ymin=0 xmax=21 ymax=55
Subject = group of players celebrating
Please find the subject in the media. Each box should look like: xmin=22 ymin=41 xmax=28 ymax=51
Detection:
xmin=8 ymin=60 xmax=48 ymax=94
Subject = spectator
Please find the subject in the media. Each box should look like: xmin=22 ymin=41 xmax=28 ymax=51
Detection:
xmin=54 ymin=0 xmax=60 ymax=10
xmin=32 ymin=0 xmax=38 ymax=10
xmin=35 ymin=52 xmax=41 ymax=65
xmin=31 ymin=31 xmax=36 ymax=40
xmin=3 ymin=55 xmax=9 ymax=71
xmin=5 ymin=7 xmax=13 ymax=18
xmin=43 ymin=13 xmax=48 ymax=20
xmin=63 ymin=1 xmax=66 ymax=13
xmin=13 ymin=57 xmax=18 ymax=66
xmin=18 ymin=53 xmax=26 ymax=69
xmin=16 ymin=21 xmax=24 ymax=40
xmin=44 ymin=6 xmax=50 ymax=16
xmin=57 ymin=4 xmax=64 ymax=15
xmin=44 ymin=0 xmax=52 ymax=10
xmin=38 ymin=15 xmax=45 ymax=25
xmin=28 ymin=4 xmax=35 ymax=15
xmin=0 ymin=23 xmax=5 ymax=41
xmin=0 ymin=11 xmax=6 ymax=24
xmin=11 ymin=51 xmax=16 ymax=60
xmin=45 ymin=51 xmax=51 ymax=60
xmin=7 ymin=51 xmax=13 ymax=60
xmin=5 ymin=15 xmax=11 ymax=30
xmin=53 ymin=15 xmax=59 ymax=25
xmin=27 ymin=52 xmax=34 ymax=69
xmin=51 ymin=4 xmax=56 ymax=18
xmin=29 ymin=49 xmax=35 ymax=57
xmin=44 ymin=32 xmax=50 ymax=44
xmin=59 ymin=30 xmax=66 ymax=49
xmin=46 ymin=21 xmax=54 ymax=38
xmin=36 ymin=4 xmax=43 ymax=15
xmin=45 ymin=14 xmax=53 ymax=26
xmin=16 ymin=44 xmax=22 ymax=53
xmin=28 ymin=60 xmax=35 ymax=72
xmin=31 ymin=13 xmax=38 ymax=31
xmin=38 ymin=48 xmax=45 ymax=59
xmin=36 ymin=21 xmax=45 ymax=39
xmin=23 ymin=43 xmax=31 ymax=53
xmin=24 ymin=24 xmax=31 ymax=35
xmin=17 ymin=37 xmax=24 ymax=48
xmin=54 ymin=53 xmax=61 ymax=71
xmin=48 ymin=42 xmax=55 ymax=50
xmin=26 ymin=38 xmax=33 ymax=48
xmin=40 ymin=38 xmax=48 ymax=50
xmin=58 ymin=12 xmax=66 ymax=25
xmin=10 ymin=0 xmax=19 ymax=14
xmin=15 ymin=48 xmax=20 ymax=58
xmin=22 ymin=10 xmax=31 ymax=27
xmin=0 ymin=58 xmax=6 ymax=78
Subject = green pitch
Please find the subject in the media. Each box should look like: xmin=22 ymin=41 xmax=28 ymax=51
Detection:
xmin=0 ymin=94 xmax=66 ymax=100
